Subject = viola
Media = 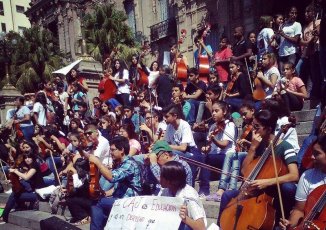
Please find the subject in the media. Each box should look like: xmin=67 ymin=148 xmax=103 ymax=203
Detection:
xmin=204 ymin=121 xmax=226 ymax=153
xmin=220 ymin=118 xmax=296 ymax=230
xmin=291 ymin=184 xmax=326 ymax=230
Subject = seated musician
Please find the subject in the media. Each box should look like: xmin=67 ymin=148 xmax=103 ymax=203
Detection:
xmin=0 ymin=151 xmax=45 ymax=224
xmin=279 ymin=135 xmax=326 ymax=229
xmin=123 ymin=105 xmax=145 ymax=134
xmin=213 ymin=103 xmax=255 ymax=201
xmin=118 ymin=123 xmax=141 ymax=156
xmin=65 ymin=156 xmax=93 ymax=226
xmin=162 ymin=104 xmax=204 ymax=185
xmin=139 ymin=109 xmax=167 ymax=143
xmin=6 ymin=96 xmax=34 ymax=142
xmin=217 ymin=109 xmax=299 ymax=228
xmin=183 ymin=68 xmax=207 ymax=125
xmin=171 ymin=83 xmax=192 ymax=123
xmin=87 ymin=136 xmax=141 ymax=230
xmin=224 ymin=61 xmax=252 ymax=112
xmin=170 ymin=45 xmax=189 ymax=75
xmin=198 ymin=101 xmax=237 ymax=199
xmin=158 ymin=161 xmax=207 ymax=230
xmin=256 ymin=52 xmax=280 ymax=99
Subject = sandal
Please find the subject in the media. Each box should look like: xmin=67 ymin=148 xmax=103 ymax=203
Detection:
xmin=72 ymin=216 xmax=90 ymax=226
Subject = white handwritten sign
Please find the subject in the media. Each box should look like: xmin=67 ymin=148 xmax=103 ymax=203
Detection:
xmin=105 ymin=196 xmax=183 ymax=230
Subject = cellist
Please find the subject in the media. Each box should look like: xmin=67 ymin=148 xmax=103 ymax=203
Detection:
xmin=217 ymin=109 xmax=299 ymax=228
xmin=279 ymin=135 xmax=326 ymax=229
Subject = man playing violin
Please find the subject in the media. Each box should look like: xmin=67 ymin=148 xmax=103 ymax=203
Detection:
xmin=279 ymin=135 xmax=326 ymax=229
xmin=217 ymin=109 xmax=299 ymax=228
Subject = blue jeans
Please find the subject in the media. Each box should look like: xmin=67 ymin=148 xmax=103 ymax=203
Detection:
xmin=1 ymin=191 xmax=38 ymax=222
xmin=199 ymin=152 xmax=226 ymax=195
xmin=186 ymin=99 xmax=200 ymax=125
xmin=218 ymin=151 xmax=247 ymax=191
xmin=20 ymin=125 xmax=34 ymax=142
xmin=90 ymin=197 xmax=116 ymax=230
xmin=46 ymin=156 xmax=63 ymax=177
xmin=297 ymin=135 xmax=317 ymax=173
xmin=173 ymin=146 xmax=204 ymax=186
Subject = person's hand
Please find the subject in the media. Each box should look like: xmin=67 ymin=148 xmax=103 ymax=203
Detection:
xmin=249 ymin=178 xmax=273 ymax=190
xmin=148 ymin=153 xmax=157 ymax=164
xmin=250 ymin=130 xmax=262 ymax=151
xmin=256 ymin=71 xmax=264 ymax=80
xmin=140 ymin=123 xmax=150 ymax=132
xmin=201 ymin=145 xmax=210 ymax=153
xmin=13 ymin=120 xmax=20 ymax=124
xmin=9 ymin=168 xmax=17 ymax=174
xmin=179 ymin=205 xmax=188 ymax=222
xmin=279 ymin=218 xmax=290 ymax=230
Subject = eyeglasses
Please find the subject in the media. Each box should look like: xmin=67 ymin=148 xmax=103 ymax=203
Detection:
xmin=145 ymin=117 xmax=153 ymax=120
xmin=85 ymin=130 xmax=96 ymax=135
xmin=189 ymin=74 xmax=196 ymax=77
xmin=110 ymin=148 xmax=118 ymax=152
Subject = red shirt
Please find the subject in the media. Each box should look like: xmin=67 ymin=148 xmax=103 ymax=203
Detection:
xmin=214 ymin=47 xmax=233 ymax=82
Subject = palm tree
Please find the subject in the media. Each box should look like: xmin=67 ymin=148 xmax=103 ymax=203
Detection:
xmin=9 ymin=26 xmax=64 ymax=93
xmin=83 ymin=2 xmax=139 ymax=65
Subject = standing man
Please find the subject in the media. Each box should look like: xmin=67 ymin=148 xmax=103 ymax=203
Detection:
xmin=88 ymin=136 xmax=141 ymax=230
xmin=231 ymin=26 xmax=253 ymax=65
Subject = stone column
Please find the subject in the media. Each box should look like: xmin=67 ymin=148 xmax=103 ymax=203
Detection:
xmin=0 ymin=85 xmax=22 ymax=125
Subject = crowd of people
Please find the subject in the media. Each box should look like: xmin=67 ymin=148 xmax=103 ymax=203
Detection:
xmin=0 ymin=1 xmax=325 ymax=230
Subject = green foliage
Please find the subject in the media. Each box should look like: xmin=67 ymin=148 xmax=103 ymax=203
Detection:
xmin=2 ymin=26 xmax=64 ymax=93
xmin=83 ymin=3 xmax=138 ymax=64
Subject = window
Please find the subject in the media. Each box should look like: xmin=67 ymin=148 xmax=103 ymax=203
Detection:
xmin=0 ymin=2 xmax=4 ymax=16
xmin=1 ymin=23 xmax=6 ymax=32
xmin=18 ymin=26 xmax=26 ymax=34
xmin=16 ymin=5 xmax=25 ymax=13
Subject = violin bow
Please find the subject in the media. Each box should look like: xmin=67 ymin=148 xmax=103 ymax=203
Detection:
xmin=0 ymin=159 xmax=8 ymax=181
xmin=244 ymin=57 xmax=254 ymax=94
xmin=49 ymin=151 xmax=62 ymax=188
xmin=270 ymin=140 xmax=285 ymax=221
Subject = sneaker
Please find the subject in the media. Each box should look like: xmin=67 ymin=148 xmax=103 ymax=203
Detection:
xmin=0 ymin=217 xmax=6 ymax=225
xmin=206 ymin=193 xmax=221 ymax=202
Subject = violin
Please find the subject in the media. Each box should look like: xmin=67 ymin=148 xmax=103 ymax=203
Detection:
xmin=8 ymin=155 xmax=24 ymax=194
xmin=291 ymin=184 xmax=326 ymax=230
xmin=78 ymin=133 xmax=104 ymax=200
xmin=223 ymin=73 xmax=239 ymax=100
xmin=204 ymin=121 xmax=226 ymax=153
xmin=220 ymin=118 xmax=296 ymax=230
xmin=236 ymin=124 xmax=253 ymax=152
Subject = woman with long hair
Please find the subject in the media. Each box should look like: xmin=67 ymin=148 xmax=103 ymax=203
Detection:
xmin=118 ymin=123 xmax=141 ymax=156
xmin=110 ymin=59 xmax=130 ymax=106
xmin=33 ymin=92 xmax=48 ymax=126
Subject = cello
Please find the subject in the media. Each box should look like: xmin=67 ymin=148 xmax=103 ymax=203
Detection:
xmin=291 ymin=184 xmax=326 ymax=230
xmin=220 ymin=118 xmax=296 ymax=230
xmin=172 ymin=29 xmax=188 ymax=81
xmin=197 ymin=23 xmax=212 ymax=81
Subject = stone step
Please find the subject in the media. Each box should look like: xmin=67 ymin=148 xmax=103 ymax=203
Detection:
xmin=0 ymin=223 xmax=31 ymax=230
xmin=296 ymin=121 xmax=314 ymax=135
xmin=292 ymin=109 xmax=316 ymax=122
xmin=302 ymin=99 xmax=319 ymax=110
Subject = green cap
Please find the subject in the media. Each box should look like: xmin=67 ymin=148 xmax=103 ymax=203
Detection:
xmin=152 ymin=140 xmax=172 ymax=154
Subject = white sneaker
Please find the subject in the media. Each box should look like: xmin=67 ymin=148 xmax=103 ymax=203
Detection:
xmin=5 ymin=188 xmax=12 ymax=194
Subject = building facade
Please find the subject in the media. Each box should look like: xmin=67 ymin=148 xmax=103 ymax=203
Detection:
xmin=0 ymin=0 xmax=31 ymax=34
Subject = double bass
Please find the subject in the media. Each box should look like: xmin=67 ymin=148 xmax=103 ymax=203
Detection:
xmin=220 ymin=119 xmax=296 ymax=230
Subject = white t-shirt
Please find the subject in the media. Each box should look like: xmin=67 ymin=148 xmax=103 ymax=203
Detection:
xmin=257 ymin=28 xmax=275 ymax=57
xmin=279 ymin=21 xmax=302 ymax=57
xmin=295 ymin=168 xmax=326 ymax=202
xmin=114 ymin=69 xmax=130 ymax=94
xmin=165 ymin=119 xmax=197 ymax=147
xmin=264 ymin=66 xmax=280 ymax=98
xmin=208 ymin=120 xmax=236 ymax=154
xmin=276 ymin=116 xmax=300 ymax=154
xmin=93 ymin=134 xmax=110 ymax=165
xmin=33 ymin=102 xmax=46 ymax=126
xmin=57 ymin=91 xmax=70 ymax=110
xmin=148 ymin=69 xmax=160 ymax=88
xmin=159 ymin=184 xmax=207 ymax=227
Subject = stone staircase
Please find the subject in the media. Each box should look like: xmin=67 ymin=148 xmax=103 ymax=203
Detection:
xmin=0 ymin=100 xmax=319 ymax=229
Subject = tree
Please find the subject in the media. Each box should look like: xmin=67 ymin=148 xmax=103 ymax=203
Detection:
xmin=9 ymin=26 xmax=64 ymax=93
xmin=83 ymin=2 xmax=139 ymax=65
